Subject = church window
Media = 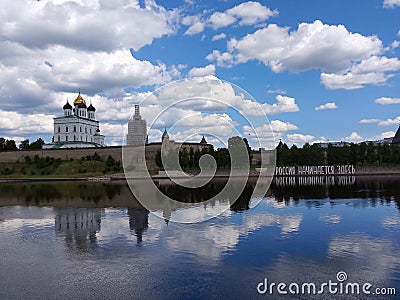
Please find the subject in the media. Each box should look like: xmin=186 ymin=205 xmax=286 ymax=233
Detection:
xmin=74 ymin=126 xmax=76 ymax=132
xmin=58 ymin=126 xmax=60 ymax=133
xmin=85 ymin=127 xmax=87 ymax=133
xmin=66 ymin=126 xmax=68 ymax=132
xmin=57 ymin=136 xmax=60 ymax=142
xmin=80 ymin=126 xmax=82 ymax=132
xmin=66 ymin=136 xmax=68 ymax=141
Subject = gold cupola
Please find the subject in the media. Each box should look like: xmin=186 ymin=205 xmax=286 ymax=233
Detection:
xmin=73 ymin=90 xmax=86 ymax=106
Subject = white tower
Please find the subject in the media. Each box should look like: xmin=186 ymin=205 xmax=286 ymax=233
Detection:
xmin=126 ymin=105 xmax=147 ymax=146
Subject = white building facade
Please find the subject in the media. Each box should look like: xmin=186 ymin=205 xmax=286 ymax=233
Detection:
xmin=44 ymin=92 xmax=105 ymax=149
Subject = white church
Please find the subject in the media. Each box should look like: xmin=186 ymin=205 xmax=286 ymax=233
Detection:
xmin=44 ymin=91 xmax=105 ymax=149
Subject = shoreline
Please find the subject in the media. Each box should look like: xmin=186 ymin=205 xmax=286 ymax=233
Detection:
xmin=1 ymin=168 xmax=400 ymax=183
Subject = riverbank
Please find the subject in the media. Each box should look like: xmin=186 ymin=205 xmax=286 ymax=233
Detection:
xmin=1 ymin=165 xmax=400 ymax=182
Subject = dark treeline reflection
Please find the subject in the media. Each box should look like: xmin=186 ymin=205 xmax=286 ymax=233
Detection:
xmin=0 ymin=176 xmax=399 ymax=212
xmin=270 ymin=176 xmax=400 ymax=210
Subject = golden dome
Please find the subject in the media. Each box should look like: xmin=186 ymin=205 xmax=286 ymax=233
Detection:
xmin=73 ymin=91 xmax=86 ymax=106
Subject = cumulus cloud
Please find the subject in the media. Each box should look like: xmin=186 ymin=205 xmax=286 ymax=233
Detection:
xmin=182 ymin=1 xmax=277 ymax=35
xmin=375 ymin=97 xmax=400 ymax=104
xmin=0 ymin=46 xmax=179 ymax=114
xmin=182 ymin=15 xmax=205 ymax=35
xmin=392 ymin=40 xmax=400 ymax=49
xmin=321 ymin=56 xmax=400 ymax=90
xmin=188 ymin=64 xmax=216 ymax=77
xmin=379 ymin=131 xmax=395 ymax=138
xmin=210 ymin=20 xmax=382 ymax=71
xmin=1 ymin=0 xmax=177 ymax=52
xmin=344 ymin=131 xmax=363 ymax=142
xmin=0 ymin=110 xmax=54 ymax=137
xmin=207 ymin=20 xmax=400 ymax=90
xmin=383 ymin=0 xmax=400 ymax=8
xmin=211 ymin=1 xmax=278 ymax=28
xmin=240 ymin=95 xmax=299 ymax=116
xmin=315 ymin=102 xmax=338 ymax=111
xmin=212 ymin=33 xmax=227 ymax=41
xmin=378 ymin=116 xmax=400 ymax=126
xmin=270 ymin=120 xmax=298 ymax=132
xmin=286 ymin=133 xmax=314 ymax=144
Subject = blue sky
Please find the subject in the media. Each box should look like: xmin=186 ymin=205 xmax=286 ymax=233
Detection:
xmin=0 ymin=0 xmax=399 ymax=147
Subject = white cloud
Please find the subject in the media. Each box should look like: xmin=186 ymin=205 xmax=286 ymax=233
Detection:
xmin=344 ymin=131 xmax=363 ymax=142
xmin=320 ymin=71 xmax=388 ymax=90
xmin=375 ymin=97 xmax=400 ymax=104
xmin=188 ymin=64 xmax=216 ymax=77
xmin=208 ymin=12 xmax=237 ymax=30
xmin=270 ymin=120 xmax=298 ymax=132
xmin=392 ymin=40 xmax=400 ymax=49
xmin=240 ymin=95 xmax=299 ymax=116
xmin=243 ymin=120 xmax=297 ymax=144
xmin=383 ymin=0 xmax=400 ymax=8
xmin=210 ymin=20 xmax=382 ymax=72
xmin=0 ymin=110 xmax=54 ymax=137
xmin=223 ymin=1 xmax=278 ymax=26
xmin=207 ymin=20 xmax=399 ymax=90
xmin=379 ymin=131 xmax=395 ymax=139
xmin=0 ymin=0 xmax=182 ymax=128
xmin=321 ymin=56 xmax=400 ymax=90
xmin=0 ymin=0 xmax=177 ymax=52
xmin=182 ymin=15 xmax=205 ymax=35
xmin=212 ymin=33 xmax=227 ymax=41
xmin=0 ymin=45 xmax=180 ymax=115
xmin=208 ymin=1 xmax=277 ymax=30
xmin=183 ymin=2 xmax=277 ymax=35
xmin=378 ymin=116 xmax=400 ymax=126
xmin=315 ymin=102 xmax=338 ymax=111
xmin=360 ymin=118 xmax=381 ymax=124
xmin=286 ymin=133 xmax=314 ymax=144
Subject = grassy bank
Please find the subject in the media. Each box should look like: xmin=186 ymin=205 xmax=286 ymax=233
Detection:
xmin=0 ymin=153 xmax=122 ymax=178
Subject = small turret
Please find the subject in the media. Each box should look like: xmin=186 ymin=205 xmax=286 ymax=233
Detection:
xmin=63 ymin=100 xmax=72 ymax=116
xmin=87 ymin=103 xmax=96 ymax=119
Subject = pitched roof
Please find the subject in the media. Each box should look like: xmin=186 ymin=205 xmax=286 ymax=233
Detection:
xmin=392 ymin=125 xmax=400 ymax=144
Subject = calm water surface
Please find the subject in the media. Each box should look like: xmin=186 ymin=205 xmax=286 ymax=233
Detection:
xmin=0 ymin=176 xmax=399 ymax=299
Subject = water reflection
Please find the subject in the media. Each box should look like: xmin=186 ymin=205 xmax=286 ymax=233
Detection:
xmin=0 ymin=176 xmax=399 ymax=299
xmin=0 ymin=176 xmax=399 ymax=210
xmin=128 ymin=208 xmax=149 ymax=243
xmin=55 ymin=208 xmax=103 ymax=253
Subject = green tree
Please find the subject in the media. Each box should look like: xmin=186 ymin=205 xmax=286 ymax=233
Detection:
xmin=5 ymin=139 xmax=17 ymax=151
xmin=29 ymin=138 xmax=45 ymax=149
xmin=19 ymin=139 xmax=30 ymax=150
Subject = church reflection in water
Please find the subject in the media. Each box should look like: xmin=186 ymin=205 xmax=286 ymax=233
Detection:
xmin=55 ymin=208 xmax=103 ymax=253
xmin=128 ymin=208 xmax=149 ymax=243
xmin=49 ymin=175 xmax=400 ymax=251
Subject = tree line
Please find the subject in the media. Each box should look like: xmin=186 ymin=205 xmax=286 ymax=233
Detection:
xmin=0 ymin=137 xmax=45 ymax=151
xmin=277 ymin=141 xmax=400 ymax=166
xmin=155 ymin=137 xmax=253 ymax=170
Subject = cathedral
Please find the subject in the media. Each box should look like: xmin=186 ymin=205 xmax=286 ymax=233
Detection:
xmin=43 ymin=91 xmax=105 ymax=149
